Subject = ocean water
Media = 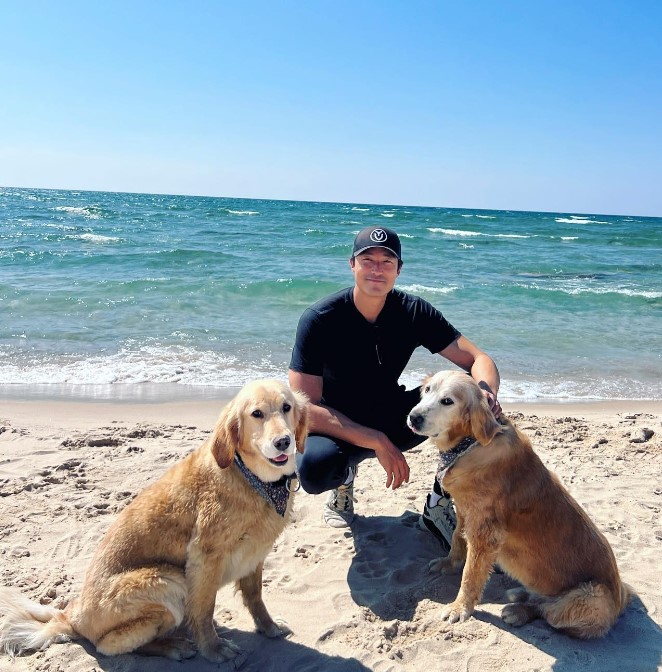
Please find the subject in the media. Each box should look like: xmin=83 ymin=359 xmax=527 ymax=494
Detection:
xmin=1 ymin=187 xmax=660 ymax=403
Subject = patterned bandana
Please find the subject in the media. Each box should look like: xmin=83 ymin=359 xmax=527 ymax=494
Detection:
xmin=234 ymin=454 xmax=299 ymax=517
xmin=436 ymin=436 xmax=476 ymax=484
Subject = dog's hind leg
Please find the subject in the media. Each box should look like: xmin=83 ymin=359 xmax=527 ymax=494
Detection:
xmin=135 ymin=635 xmax=197 ymax=660
xmin=237 ymin=562 xmax=290 ymax=638
xmin=540 ymin=582 xmax=619 ymax=639
xmin=95 ymin=604 xmax=179 ymax=656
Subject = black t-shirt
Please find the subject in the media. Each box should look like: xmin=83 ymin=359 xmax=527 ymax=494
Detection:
xmin=289 ymin=287 xmax=460 ymax=432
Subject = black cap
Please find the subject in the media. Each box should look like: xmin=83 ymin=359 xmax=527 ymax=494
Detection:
xmin=351 ymin=226 xmax=402 ymax=261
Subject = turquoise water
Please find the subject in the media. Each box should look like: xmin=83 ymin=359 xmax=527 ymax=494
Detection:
xmin=1 ymin=187 xmax=660 ymax=401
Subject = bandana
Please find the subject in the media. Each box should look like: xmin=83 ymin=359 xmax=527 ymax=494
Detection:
xmin=436 ymin=436 xmax=476 ymax=484
xmin=234 ymin=454 xmax=299 ymax=517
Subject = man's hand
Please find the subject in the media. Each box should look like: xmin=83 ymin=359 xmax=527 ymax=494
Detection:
xmin=482 ymin=389 xmax=501 ymax=418
xmin=374 ymin=437 xmax=410 ymax=489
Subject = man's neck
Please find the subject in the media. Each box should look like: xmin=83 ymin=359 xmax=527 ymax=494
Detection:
xmin=352 ymin=286 xmax=387 ymax=323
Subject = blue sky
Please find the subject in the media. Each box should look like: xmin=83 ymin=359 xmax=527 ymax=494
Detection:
xmin=1 ymin=1 xmax=661 ymax=216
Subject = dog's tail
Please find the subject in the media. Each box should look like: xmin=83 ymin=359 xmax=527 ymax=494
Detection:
xmin=0 ymin=588 xmax=77 ymax=657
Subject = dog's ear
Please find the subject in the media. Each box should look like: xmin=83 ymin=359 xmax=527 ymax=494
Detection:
xmin=469 ymin=392 xmax=502 ymax=445
xmin=211 ymin=398 xmax=241 ymax=468
xmin=292 ymin=390 xmax=309 ymax=454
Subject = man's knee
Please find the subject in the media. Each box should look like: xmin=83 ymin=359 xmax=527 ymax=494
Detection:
xmin=296 ymin=436 xmax=348 ymax=495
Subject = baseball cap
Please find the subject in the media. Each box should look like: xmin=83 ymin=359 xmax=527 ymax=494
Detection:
xmin=351 ymin=226 xmax=402 ymax=261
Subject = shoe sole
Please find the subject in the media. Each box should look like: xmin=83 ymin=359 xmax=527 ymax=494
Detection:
xmin=418 ymin=513 xmax=451 ymax=552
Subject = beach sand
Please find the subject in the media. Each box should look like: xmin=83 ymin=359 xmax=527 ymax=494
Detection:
xmin=1 ymin=396 xmax=660 ymax=671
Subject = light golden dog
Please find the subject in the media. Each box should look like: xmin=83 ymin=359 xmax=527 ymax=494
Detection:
xmin=0 ymin=379 xmax=308 ymax=662
xmin=407 ymin=370 xmax=631 ymax=639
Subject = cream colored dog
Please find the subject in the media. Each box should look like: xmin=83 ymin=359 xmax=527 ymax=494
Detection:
xmin=408 ymin=370 xmax=631 ymax=639
xmin=0 ymin=379 xmax=308 ymax=662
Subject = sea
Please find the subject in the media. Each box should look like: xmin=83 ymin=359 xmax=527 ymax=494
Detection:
xmin=1 ymin=187 xmax=660 ymax=403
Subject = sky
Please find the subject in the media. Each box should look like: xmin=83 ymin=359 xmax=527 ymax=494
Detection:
xmin=1 ymin=1 xmax=661 ymax=216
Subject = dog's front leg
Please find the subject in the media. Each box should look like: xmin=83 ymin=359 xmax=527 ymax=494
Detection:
xmin=441 ymin=527 xmax=500 ymax=624
xmin=237 ymin=562 xmax=291 ymax=638
xmin=185 ymin=551 xmax=241 ymax=663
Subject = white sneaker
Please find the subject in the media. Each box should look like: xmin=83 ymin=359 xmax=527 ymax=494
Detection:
xmin=323 ymin=467 xmax=358 ymax=528
xmin=418 ymin=491 xmax=456 ymax=551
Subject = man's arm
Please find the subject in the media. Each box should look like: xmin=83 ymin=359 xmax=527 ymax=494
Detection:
xmin=438 ymin=336 xmax=502 ymax=417
xmin=288 ymin=369 xmax=410 ymax=489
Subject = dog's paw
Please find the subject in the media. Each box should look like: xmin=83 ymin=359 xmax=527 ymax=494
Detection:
xmin=199 ymin=636 xmax=242 ymax=663
xmin=441 ymin=601 xmax=473 ymax=624
xmin=501 ymin=602 xmax=537 ymax=627
xmin=505 ymin=587 xmax=529 ymax=603
xmin=162 ymin=638 xmax=197 ymax=661
xmin=259 ymin=618 xmax=292 ymax=638
xmin=429 ymin=556 xmax=460 ymax=574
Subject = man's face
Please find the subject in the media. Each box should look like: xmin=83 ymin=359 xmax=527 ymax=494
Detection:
xmin=350 ymin=248 xmax=401 ymax=297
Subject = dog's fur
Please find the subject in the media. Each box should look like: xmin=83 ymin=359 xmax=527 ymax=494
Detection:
xmin=0 ymin=379 xmax=308 ymax=662
xmin=408 ymin=370 xmax=631 ymax=638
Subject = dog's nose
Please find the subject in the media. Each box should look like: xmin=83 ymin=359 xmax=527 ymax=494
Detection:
xmin=273 ymin=436 xmax=291 ymax=452
xmin=408 ymin=413 xmax=424 ymax=430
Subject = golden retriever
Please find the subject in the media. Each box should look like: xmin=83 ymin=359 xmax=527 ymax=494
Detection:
xmin=407 ymin=370 xmax=631 ymax=639
xmin=0 ymin=379 xmax=308 ymax=662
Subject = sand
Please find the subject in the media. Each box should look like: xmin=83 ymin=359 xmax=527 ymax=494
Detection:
xmin=1 ymin=396 xmax=660 ymax=671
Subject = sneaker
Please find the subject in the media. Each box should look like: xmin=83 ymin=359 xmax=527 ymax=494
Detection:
xmin=323 ymin=466 xmax=358 ymax=528
xmin=419 ymin=491 xmax=456 ymax=552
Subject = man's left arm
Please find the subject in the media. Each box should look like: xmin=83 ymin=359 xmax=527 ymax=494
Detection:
xmin=438 ymin=336 xmax=502 ymax=417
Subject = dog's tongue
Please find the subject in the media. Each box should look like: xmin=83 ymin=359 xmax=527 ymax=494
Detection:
xmin=272 ymin=454 xmax=288 ymax=463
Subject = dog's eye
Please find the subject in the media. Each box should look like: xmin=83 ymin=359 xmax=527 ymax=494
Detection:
xmin=251 ymin=409 xmax=264 ymax=418
xmin=440 ymin=397 xmax=454 ymax=406
xmin=424 ymin=385 xmax=431 ymax=393
xmin=282 ymin=403 xmax=291 ymax=412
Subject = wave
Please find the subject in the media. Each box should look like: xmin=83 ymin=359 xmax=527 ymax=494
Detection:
xmin=0 ymin=344 xmax=286 ymax=389
xmin=398 ymin=283 xmax=457 ymax=295
xmin=555 ymin=217 xmax=609 ymax=224
xmin=54 ymin=206 xmax=105 ymax=220
xmin=428 ymin=228 xmax=529 ymax=239
xmin=226 ymin=209 xmax=259 ymax=215
xmin=66 ymin=233 xmax=121 ymax=243
xmin=515 ymin=283 xmax=662 ymax=299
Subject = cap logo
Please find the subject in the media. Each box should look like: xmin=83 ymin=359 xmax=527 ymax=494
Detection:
xmin=370 ymin=228 xmax=388 ymax=243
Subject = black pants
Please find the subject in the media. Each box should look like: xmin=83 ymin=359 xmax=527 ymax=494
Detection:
xmin=295 ymin=387 xmax=426 ymax=495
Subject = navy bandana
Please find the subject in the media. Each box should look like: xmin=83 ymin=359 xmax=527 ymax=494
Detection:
xmin=436 ymin=436 xmax=476 ymax=484
xmin=234 ymin=454 xmax=299 ymax=517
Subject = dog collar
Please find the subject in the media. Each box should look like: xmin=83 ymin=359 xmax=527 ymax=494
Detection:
xmin=436 ymin=436 xmax=476 ymax=483
xmin=234 ymin=455 xmax=299 ymax=517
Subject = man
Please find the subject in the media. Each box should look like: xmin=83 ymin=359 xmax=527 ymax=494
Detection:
xmin=289 ymin=225 xmax=501 ymax=547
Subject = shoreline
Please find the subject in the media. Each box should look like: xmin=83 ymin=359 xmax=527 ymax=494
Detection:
xmin=1 ymin=395 xmax=659 ymax=434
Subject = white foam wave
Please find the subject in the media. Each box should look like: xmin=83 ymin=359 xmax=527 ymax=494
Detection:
xmin=560 ymin=236 xmax=578 ymax=240
xmin=351 ymin=207 xmax=370 ymax=212
xmin=461 ymin=214 xmax=473 ymax=218
xmin=0 ymin=345 xmax=285 ymax=388
xmin=517 ymin=283 xmax=661 ymax=299
xmin=429 ymin=228 xmax=481 ymax=236
xmin=67 ymin=233 xmax=120 ymax=243
xmin=381 ymin=213 xmax=395 ymax=218
xmin=54 ymin=206 xmax=101 ymax=219
xmin=555 ymin=216 xmax=608 ymax=225
xmin=227 ymin=209 xmax=259 ymax=215
xmin=475 ymin=215 xmax=496 ymax=219
xmin=459 ymin=243 xmax=474 ymax=249
xmin=398 ymin=283 xmax=457 ymax=295
xmin=428 ymin=228 xmax=528 ymax=239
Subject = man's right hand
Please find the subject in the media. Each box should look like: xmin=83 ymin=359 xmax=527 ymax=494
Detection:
xmin=374 ymin=436 xmax=410 ymax=490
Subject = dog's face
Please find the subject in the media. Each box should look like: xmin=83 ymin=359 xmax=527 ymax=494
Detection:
xmin=212 ymin=379 xmax=308 ymax=482
xmin=407 ymin=371 xmax=500 ymax=448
